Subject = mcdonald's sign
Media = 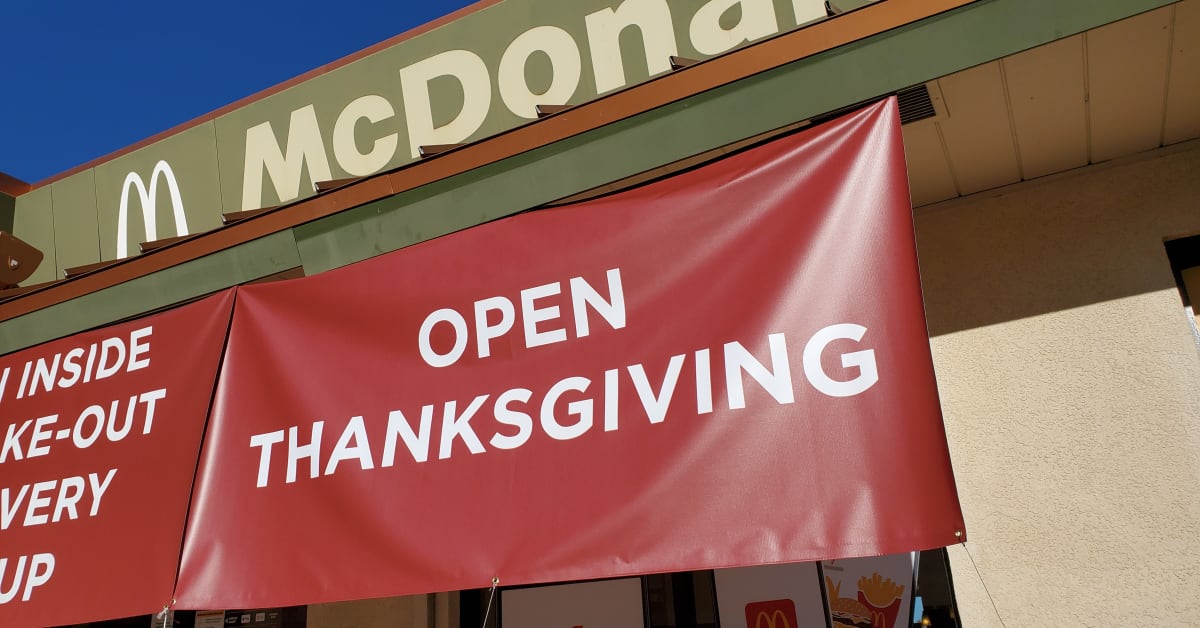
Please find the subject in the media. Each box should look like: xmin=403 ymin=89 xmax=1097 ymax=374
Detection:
xmin=115 ymin=160 xmax=189 ymax=259
xmin=745 ymin=600 xmax=798 ymax=628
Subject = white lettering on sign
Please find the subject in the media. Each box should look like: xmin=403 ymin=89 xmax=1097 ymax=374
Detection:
xmin=237 ymin=0 xmax=838 ymax=209
xmin=0 ymin=470 xmax=117 ymax=531
xmin=0 ymin=320 xmax=173 ymax=608
xmin=332 ymin=95 xmax=399 ymax=177
xmin=439 ymin=395 xmax=489 ymax=459
xmin=324 ymin=416 xmax=375 ymax=476
xmin=247 ymin=323 xmax=880 ymax=487
xmin=498 ymin=26 xmax=583 ymax=119
xmin=399 ymin=49 xmax=493 ymax=160
xmin=802 ymin=323 xmax=878 ymax=397
xmin=116 ymin=161 xmax=189 ymax=259
xmin=689 ymin=0 xmax=780 ymax=56
xmin=585 ymin=0 xmax=678 ymax=93
xmin=419 ymin=268 xmax=625 ymax=368
xmin=0 ymin=553 xmax=55 ymax=604
xmin=242 ymin=105 xmax=333 ymax=211
xmin=725 ymin=334 xmax=795 ymax=409
xmin=0 ymin=326 xmax=153 ymax=410
xmin=246 ymin=266 xmax=882 ymax=488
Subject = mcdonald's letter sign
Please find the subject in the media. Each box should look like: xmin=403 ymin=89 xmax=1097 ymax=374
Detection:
xmin=745 ymin=601 xmax=798 ymax=628
xmin=116 ymin=160 xmax=189 ymax=259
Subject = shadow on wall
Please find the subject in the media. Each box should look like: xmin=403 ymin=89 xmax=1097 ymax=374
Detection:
xmin=915 ymin=140 xmax=1200 ymax=337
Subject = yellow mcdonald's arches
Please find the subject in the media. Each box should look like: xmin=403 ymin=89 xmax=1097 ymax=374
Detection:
xmin=753 ymin=609 xmax=791 ymax=628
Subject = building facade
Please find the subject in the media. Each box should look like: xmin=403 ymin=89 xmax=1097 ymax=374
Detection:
xmin=2 ymin=0 xmax=1198 ymax=626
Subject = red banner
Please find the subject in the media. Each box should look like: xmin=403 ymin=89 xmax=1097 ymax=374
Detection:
xmin=0 ymin=292 xmax=234 ymax=627
xmin=175 ymin=99 xmax=964 ymax=609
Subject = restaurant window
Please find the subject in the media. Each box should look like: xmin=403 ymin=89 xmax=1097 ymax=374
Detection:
xmin=645 ymin=571 xmax=718 ymax=628
xmin=459 ymin=571 xmax=718 ymax=628
xmin=460 ymin=556 xmax=967 ymax=627
xmin=54 ymin=608 xmax=306 ymax=628
xmin=1165 ymin=233 xmax=1200 ymax=343
xmin=911 ymin=548 xmax=962 ymax=628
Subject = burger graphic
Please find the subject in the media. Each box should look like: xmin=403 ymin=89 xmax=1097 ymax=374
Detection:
xmin=825 ymin=572 xmax=906 ymax=628
xmin=825 ymin=578 xmax=874 ymax=628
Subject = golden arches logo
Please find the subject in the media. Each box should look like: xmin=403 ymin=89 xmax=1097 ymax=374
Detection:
xmin=744 ymin=600 xmax=797 ymax=628
xmin=116 ymin=160 xmax=189 ymax=259
xmin=753 ymin=609 xmax=791 ymax=628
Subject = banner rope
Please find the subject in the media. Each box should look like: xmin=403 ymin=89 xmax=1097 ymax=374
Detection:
xmin=480 ymin=576 xmax=499 ymax=628
xmin=961 ymin=541 xmax=1008 ymax=628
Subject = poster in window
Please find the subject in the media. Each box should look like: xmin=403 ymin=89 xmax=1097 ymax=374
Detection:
xmin=821 ymin=554 xmax=914 ymax=628
xmin=714 ymin=563 xmax=827 ymax=628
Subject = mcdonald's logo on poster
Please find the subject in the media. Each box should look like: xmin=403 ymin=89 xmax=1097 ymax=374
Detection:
xmin=744 ymin=600 xmax=798 ymax=628
xmin=116 ymin=160 xmax=189 ymax=259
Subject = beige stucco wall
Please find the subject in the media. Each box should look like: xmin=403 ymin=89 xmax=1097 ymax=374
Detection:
xmin=915 ymin=140 xmax=1200 ymax=627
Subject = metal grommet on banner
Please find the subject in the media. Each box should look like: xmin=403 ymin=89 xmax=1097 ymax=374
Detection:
xmin=155 ymin=599 xmax=177 ymax=625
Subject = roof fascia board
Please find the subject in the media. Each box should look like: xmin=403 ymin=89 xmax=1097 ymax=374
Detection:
xmin=0 ymin=230 xmax=299 ymax=354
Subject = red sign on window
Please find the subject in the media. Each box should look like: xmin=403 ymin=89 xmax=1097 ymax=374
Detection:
xmin=745 ymin=600 xmax=799 ymax=628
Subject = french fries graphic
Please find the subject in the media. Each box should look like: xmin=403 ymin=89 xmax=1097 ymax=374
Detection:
xmin=855 ymin=573 xmax=905 ymax=628
xmin=857 ymin=573 xmax=905 ymax=608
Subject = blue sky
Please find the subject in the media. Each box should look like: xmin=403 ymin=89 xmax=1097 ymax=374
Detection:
xmin=0 ymin=0 xmax=476 ymax=184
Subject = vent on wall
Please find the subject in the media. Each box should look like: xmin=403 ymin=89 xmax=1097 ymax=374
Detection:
xmin=897 ymin=84 xmax=939 ymax=125
xmin=810 ymin=82 xmax=947 ymax=128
